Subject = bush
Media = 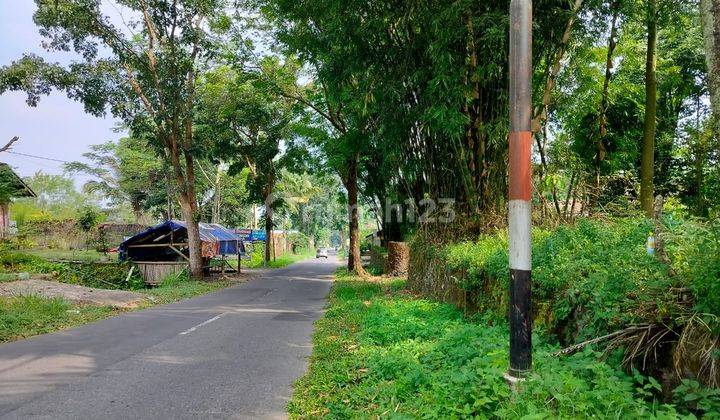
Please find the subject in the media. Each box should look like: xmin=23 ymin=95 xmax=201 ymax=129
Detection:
xmin=409 ymin=215 xmax=720 ymax=393
xmin=287 ymin=231 xmax=310 ymax=252
xmin=430 ymin=218 xmax=676 ymax=342
xmin=665 ymin=219 xmax=720 ymax=317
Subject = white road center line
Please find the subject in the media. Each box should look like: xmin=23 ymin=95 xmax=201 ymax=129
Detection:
xmin=179 ymin=313 xmax=226 ymax=336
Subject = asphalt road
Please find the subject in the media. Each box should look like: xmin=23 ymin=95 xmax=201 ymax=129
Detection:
xmin=0 ymin=257 xmax=338 ymax=419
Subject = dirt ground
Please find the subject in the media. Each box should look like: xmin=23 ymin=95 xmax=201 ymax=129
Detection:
xmin=0 ymin=279 xmax=147 ymax=309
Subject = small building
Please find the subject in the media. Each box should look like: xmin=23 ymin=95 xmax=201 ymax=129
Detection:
xmin=0 ymin=163 xmax=36 ymax=238
xmin=118 ymin=220 xmax=242 ymax=284
xmin=119 ymin=220 xmax=241 ymax=262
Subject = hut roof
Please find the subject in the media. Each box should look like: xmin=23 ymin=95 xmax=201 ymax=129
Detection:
xmin=118 ymin=220 xmax=240 ymax=261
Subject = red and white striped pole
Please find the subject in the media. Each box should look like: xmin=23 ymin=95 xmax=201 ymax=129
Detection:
xmin=508 ymin=0 xmax=533 ymax=380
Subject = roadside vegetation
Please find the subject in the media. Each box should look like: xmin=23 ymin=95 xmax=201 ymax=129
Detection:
xmin=290 ymin=270 xmax=719 ymax=418
xmin=22 ymin=249 xmax=108 ymax=263
xmin=0 ymin=247 xmax=234 ymax=343
xmin=245 ymin=247 xmax=315 ymax=269
xmin=0 ymin=0 xmax=718 ymax=416
xmin=0 ymin=295 xmax=117 ymax=343
xmin=0 ymin=280 xmax=232 ymax=344
xmin=137 ymin=274 xmax=232 ymax=306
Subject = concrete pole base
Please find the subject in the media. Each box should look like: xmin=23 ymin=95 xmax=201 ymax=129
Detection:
xmin=503 ymin=371 xmax=527 ymax=394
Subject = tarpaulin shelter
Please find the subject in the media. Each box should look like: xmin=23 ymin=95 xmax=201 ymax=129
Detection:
xmin=119 ymin=220 xmax=241 ymax=262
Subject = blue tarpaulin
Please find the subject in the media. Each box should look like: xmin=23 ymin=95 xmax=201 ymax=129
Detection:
xmin=119 ymin=220 xmax=241 ymax=262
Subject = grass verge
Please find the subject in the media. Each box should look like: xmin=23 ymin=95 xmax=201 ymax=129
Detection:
xmin=245 ymin=249 xmax=314 ymax=269
xmin=139 ymin=277 xmax=232 ymax=305
xmin=0 ymin=295 xmax=117 ymax=342
xmin=22 ymin=249 xmax=108 ymax=262
xmin=0 ymin=273 xmax=233 ymax=343
xmin=289 ymin=269 xmax=699 ymax=418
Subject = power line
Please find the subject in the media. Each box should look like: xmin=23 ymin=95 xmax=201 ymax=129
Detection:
xmin=5 ymin=151 xmax=70 ymax=164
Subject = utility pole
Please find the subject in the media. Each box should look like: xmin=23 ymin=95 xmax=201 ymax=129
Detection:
xmin=507 ymin=0 xmax=533 ymax=381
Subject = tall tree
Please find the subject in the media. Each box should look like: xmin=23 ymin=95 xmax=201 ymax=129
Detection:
xmin=65 ymin=137 xmax=167 ymax=222
xmin=594 ymin=1 xmax=621 ymax=209
xmin=640 ymin=0 xmax=659 ymax=216
xmin=251 ymin=52 xmax=369 ymax=274
xmin=197 ymin=59 xmax=298 ymax=265
xmin=0 ymin=0 xmax=228 ymax=277
xmin=701 ymin=0 xmax=720 ymax=129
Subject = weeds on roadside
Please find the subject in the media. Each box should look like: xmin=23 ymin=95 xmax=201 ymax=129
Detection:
xmin=289 ymin=271 xmax=714 ymax=418
xmin=0 ymin=295 xmax=115 ymax=342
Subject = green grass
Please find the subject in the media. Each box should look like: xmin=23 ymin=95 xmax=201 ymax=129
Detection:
xmin=139 ymin=276 xmax=232 ymax=305
xmin=245 ymin=249 xmax=314 ymax=269
xmin=0 ymin=272 xmax=25 ymax=282
xmin=22 ymin=249 xmax=109 ymax=262
xmin=0 ymin=278 xmax=233 ymax=343
xmin=289 ymin=270 xmax=696 ymax=419
xmin=0 ymin=295 xmax=117 ymax=342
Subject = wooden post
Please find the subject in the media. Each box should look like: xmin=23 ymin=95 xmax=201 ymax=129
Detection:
xmin=0 ymin=202 xmax=9 ymax=240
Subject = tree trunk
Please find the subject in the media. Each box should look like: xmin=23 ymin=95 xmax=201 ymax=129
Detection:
xmin=211 ymin=165 xmax=222 ymax=224
xmin=346 ymin=154 xmax=366 ymax=276
xmin=264 ymin=200 xmax=273 ymax=267
xmin=693 ymin=96 xmax=709 ymax=216
xmin=0 ymin=202 xmax=10 ymax=240
xmin=167 ymin=137 xmax=202 ymax=278
xmin=131 ymin=200 xmax=143 ymax=224
xmin=179 ymin=198 xmax=203 ymax=279
xmin=701 ymin=0 xmax=720 ymax=126
xmin=640 ymin=0 xmax=658 ymax=217
xmin=251 ymin=204 xmax=257 ymax=230
xmin=593 ymin=6 xmax=619 ymax=210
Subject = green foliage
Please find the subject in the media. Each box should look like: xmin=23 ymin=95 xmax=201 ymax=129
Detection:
xmin=65 ymin=138 xmax=172 ymax=221
xmin=21 ymin=249 xmax=106 ymax=262
xmin=665 ymin=218 xmax=720 ymax=316
xmin=77 ymin=206 xmax=100 ymax=232
xmin=11 ymin=172 xmax=101 ymax=225
xmin=0 ymin=295 xmax=115 ymax=343
xmin=289 ymin=272 xmax=691 ymax=418
xmin=245 ymin=247 xmax=313 ymax=269
xmin=434 ymin=217 xmax=682 ymax=342
xmin=287 ymin=231 xmax=310 ymax=251
xmin=672 ymin=379 xmax=720 ymax=415
xmin=0 ymin=247 xmax=144 ymax=290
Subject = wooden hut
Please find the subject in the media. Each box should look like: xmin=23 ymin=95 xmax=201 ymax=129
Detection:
xmin=118 ymin=220 xmax=241 ymax=284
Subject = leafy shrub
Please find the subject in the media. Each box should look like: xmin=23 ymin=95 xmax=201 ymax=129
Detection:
xmin=417 ymin=218 xmax=678 ymax=342
xmin=665 ymin=219 xmax=720 ymax=317
xmin=672 ymin=379 xmax=720 ymax=415
xmin=287 ymin=231 xmax=310 ymax=251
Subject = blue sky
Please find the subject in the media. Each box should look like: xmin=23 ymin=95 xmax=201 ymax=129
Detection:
xmin=0 ymin=1 xmax=123 ymax=184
